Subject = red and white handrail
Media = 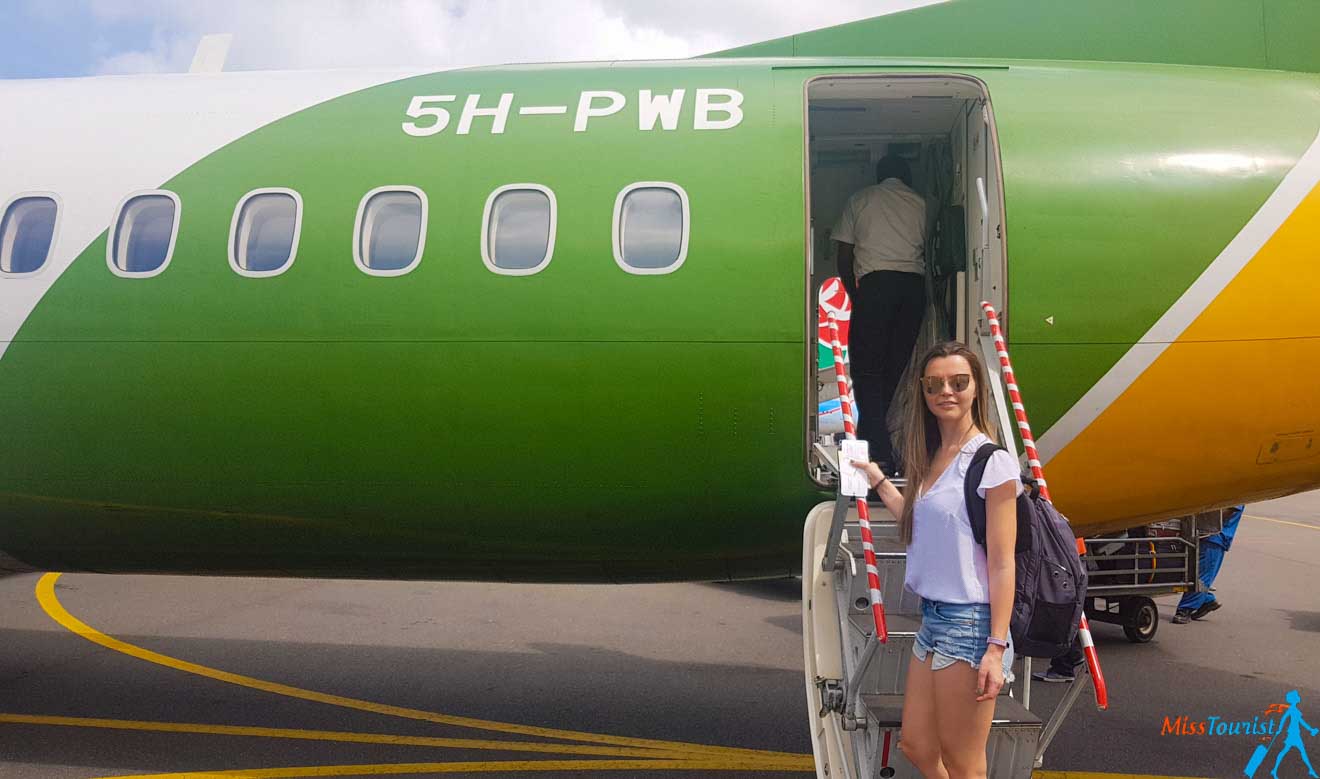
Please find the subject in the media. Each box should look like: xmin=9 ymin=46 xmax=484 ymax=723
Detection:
xmin=821 ymin=282 xmax=888 ymax=644
xmin=981 ymin=301 xmax=1109 ymax=711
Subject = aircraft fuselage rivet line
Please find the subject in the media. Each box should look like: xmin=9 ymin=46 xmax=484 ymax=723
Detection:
xmin=32 ymin=573 xmax=813 ymax=769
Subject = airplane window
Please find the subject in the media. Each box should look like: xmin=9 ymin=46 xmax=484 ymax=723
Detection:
xmin=0 ymin=195 xmax=59 ymax=276
xmin=109 ymin=192 xmax=179 ymax=277
xmin=230 ymin=190 xmax=301 ymax=277
xmin=355 ymin=188 xmax=425 ymax=275
xmin=482 ymin=185 xmax=555 ymax=275
xmin=614 ymin=183 xmax=688 ymax=274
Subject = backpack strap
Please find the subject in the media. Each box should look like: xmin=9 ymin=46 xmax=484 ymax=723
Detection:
xmin=964 ymin=443 xmax=1005 ymax=547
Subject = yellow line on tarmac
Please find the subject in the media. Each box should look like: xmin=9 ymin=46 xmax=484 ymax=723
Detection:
xmin=0 ymin=713 xmax=669 ymax=759
xmin=35 ymin=574 xmax=812 ymax=768
xmin=1243 ymin=513 xmax=1320 ymax=531
xmin=94 ymin=765 xmax=1209 ymax=779
xmin=97 ymin=758 xmax=813 ymax=778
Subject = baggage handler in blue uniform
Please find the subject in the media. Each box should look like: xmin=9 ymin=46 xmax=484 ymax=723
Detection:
xmin=1173 ymin=504 xmax=1243 ymax=624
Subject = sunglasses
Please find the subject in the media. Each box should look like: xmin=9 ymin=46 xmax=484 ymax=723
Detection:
xmin=919 ymin=374 xmax=972 ymax=395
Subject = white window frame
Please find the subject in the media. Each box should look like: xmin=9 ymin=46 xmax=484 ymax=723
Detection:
xmin=612 ymin=181 xmax=690 ymax=276
xmin=0 ymin=191 xmax=62 ymax=279
xmin=106 ymin=189 xmax=182 ymax=279
xmin=228 ymin=187 xmax=303 ymax=278
xmin=352 ymin=185 xmax=428 ymax=277
xmin=480 ymin=183 xmax=557 ymax=276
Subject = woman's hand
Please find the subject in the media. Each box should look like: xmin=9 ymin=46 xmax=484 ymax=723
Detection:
xmin=849 ymin=460 xmax=886 ymax=490
xmin=976 ymin=646 xmax=1006 ymax=702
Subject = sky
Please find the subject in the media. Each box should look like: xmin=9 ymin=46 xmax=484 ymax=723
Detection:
xmin=0 ymin=0 xmax=945 ymax=79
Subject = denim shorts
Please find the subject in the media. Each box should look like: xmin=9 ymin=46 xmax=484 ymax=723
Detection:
xmin=912 ymin=598 xmax=1015 ymax=684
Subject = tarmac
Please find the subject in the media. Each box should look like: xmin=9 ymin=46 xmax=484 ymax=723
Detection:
xmin=0 ymin=491 xmax=1317 ymax=778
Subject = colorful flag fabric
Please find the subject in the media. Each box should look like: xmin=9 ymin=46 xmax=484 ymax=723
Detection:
xmin=817 ymin=277 xmax=852 ymax=369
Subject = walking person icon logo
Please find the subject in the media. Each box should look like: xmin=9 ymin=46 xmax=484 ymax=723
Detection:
xmin=1245 ymin=690 xmax=1319 ymax=778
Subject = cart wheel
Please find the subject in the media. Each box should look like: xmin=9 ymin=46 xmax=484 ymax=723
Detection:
xmin=1120 ymin=596 xmax=1158 ymax=643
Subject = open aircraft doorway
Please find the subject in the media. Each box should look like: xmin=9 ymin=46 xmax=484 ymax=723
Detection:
xmin=801 ymin=73 xmax=1027 ymax=779
xmin=805 ymin=74 xmax=1009 ymax=488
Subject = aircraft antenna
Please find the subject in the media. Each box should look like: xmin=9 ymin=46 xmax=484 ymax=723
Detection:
xmin=190 ymin=33 xmax=233 ymax=74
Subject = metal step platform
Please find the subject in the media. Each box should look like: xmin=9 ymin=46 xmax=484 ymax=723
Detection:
xmin=859 ymin=693 xmax=1042 ymax=778
xmin=805 ymin=501 xmax=1048 ymax=779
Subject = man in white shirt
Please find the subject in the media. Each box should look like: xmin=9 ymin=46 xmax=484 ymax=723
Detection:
xmin=831 ymin=156 xmax=927 ymax=466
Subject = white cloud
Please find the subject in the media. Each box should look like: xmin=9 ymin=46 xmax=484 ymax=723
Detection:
xmin=84 ymin=0 xmax=945 ymax=75
xmin=94 ymin=26 xmax=199 ymax=75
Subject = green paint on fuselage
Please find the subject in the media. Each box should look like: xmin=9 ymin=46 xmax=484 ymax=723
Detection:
xmin=0 ymin=63 xmax=809 ymax=579
xmin=979 ymin=61 xmax=1320 ymax=427
xmin=2 ymin=57 xmax=1318 ymax=579
xmin=709 ymin=0 xmax=1320 ymax=74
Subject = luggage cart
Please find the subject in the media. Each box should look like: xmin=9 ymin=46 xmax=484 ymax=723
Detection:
xmin=1081 ymin=510 xmax=1226 ymax=643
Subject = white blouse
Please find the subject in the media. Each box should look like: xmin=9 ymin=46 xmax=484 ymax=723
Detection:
xmin=903 ymin=433 xmax=1023 ymax=604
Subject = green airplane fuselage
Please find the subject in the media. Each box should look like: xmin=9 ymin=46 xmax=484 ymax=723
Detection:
xmin=2 ymin=57 xmax=1318 ymax=580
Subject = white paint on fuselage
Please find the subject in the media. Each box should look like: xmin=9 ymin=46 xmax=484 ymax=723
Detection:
xmin=0 ymin=68 xmax=427 ymax=362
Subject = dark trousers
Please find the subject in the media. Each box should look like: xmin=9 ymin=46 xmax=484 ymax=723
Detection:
xmin=850 ymin=271 xmax=926 ymax=464
xmin=1049 ymin=638 xmax=1085 ymax=675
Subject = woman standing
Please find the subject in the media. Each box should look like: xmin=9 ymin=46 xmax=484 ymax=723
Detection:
xmin=851 ymin=341 xmax=1020 ymax=779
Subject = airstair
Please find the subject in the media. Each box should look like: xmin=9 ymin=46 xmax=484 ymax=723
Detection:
xmin=803 ymin=495 xmax=1072 ymax=778
xmin=803 ymin=331 xmax=1097 ymax=778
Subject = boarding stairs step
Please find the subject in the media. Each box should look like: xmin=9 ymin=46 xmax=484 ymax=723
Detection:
xmin=840 ymin=517 xmax=923 ymax=618
xmin=858 ymin=693 xmax=1043 ymax=779
xmin=850 ymin=631 xmax=918 ymax=696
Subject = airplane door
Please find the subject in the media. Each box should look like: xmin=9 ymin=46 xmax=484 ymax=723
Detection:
xmin=804 ymin=75 xmax=1009 ymax=485
xmin=965 ymin=98 xmax=1006 ymax=343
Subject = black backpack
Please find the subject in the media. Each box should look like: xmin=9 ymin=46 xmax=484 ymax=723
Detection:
xmin=964 ymin=443 xmax=1087 ymax=659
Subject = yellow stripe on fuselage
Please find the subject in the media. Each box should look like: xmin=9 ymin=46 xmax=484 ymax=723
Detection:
xmin=1049 ymin=179 xmax=1320 ymax=532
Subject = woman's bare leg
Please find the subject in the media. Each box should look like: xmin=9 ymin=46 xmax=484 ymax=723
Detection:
xmin=898 ymin=652 xmax=949 ymax=778
xmin=931 ymin=660 xmax=996 ymax=779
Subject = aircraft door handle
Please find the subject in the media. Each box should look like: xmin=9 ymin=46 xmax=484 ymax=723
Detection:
xmin=975 ymin=176 xmax=989 ymax=251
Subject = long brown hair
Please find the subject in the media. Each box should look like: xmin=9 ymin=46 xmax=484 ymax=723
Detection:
xmin=897 ymin=341 xmax=999 ymax=544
